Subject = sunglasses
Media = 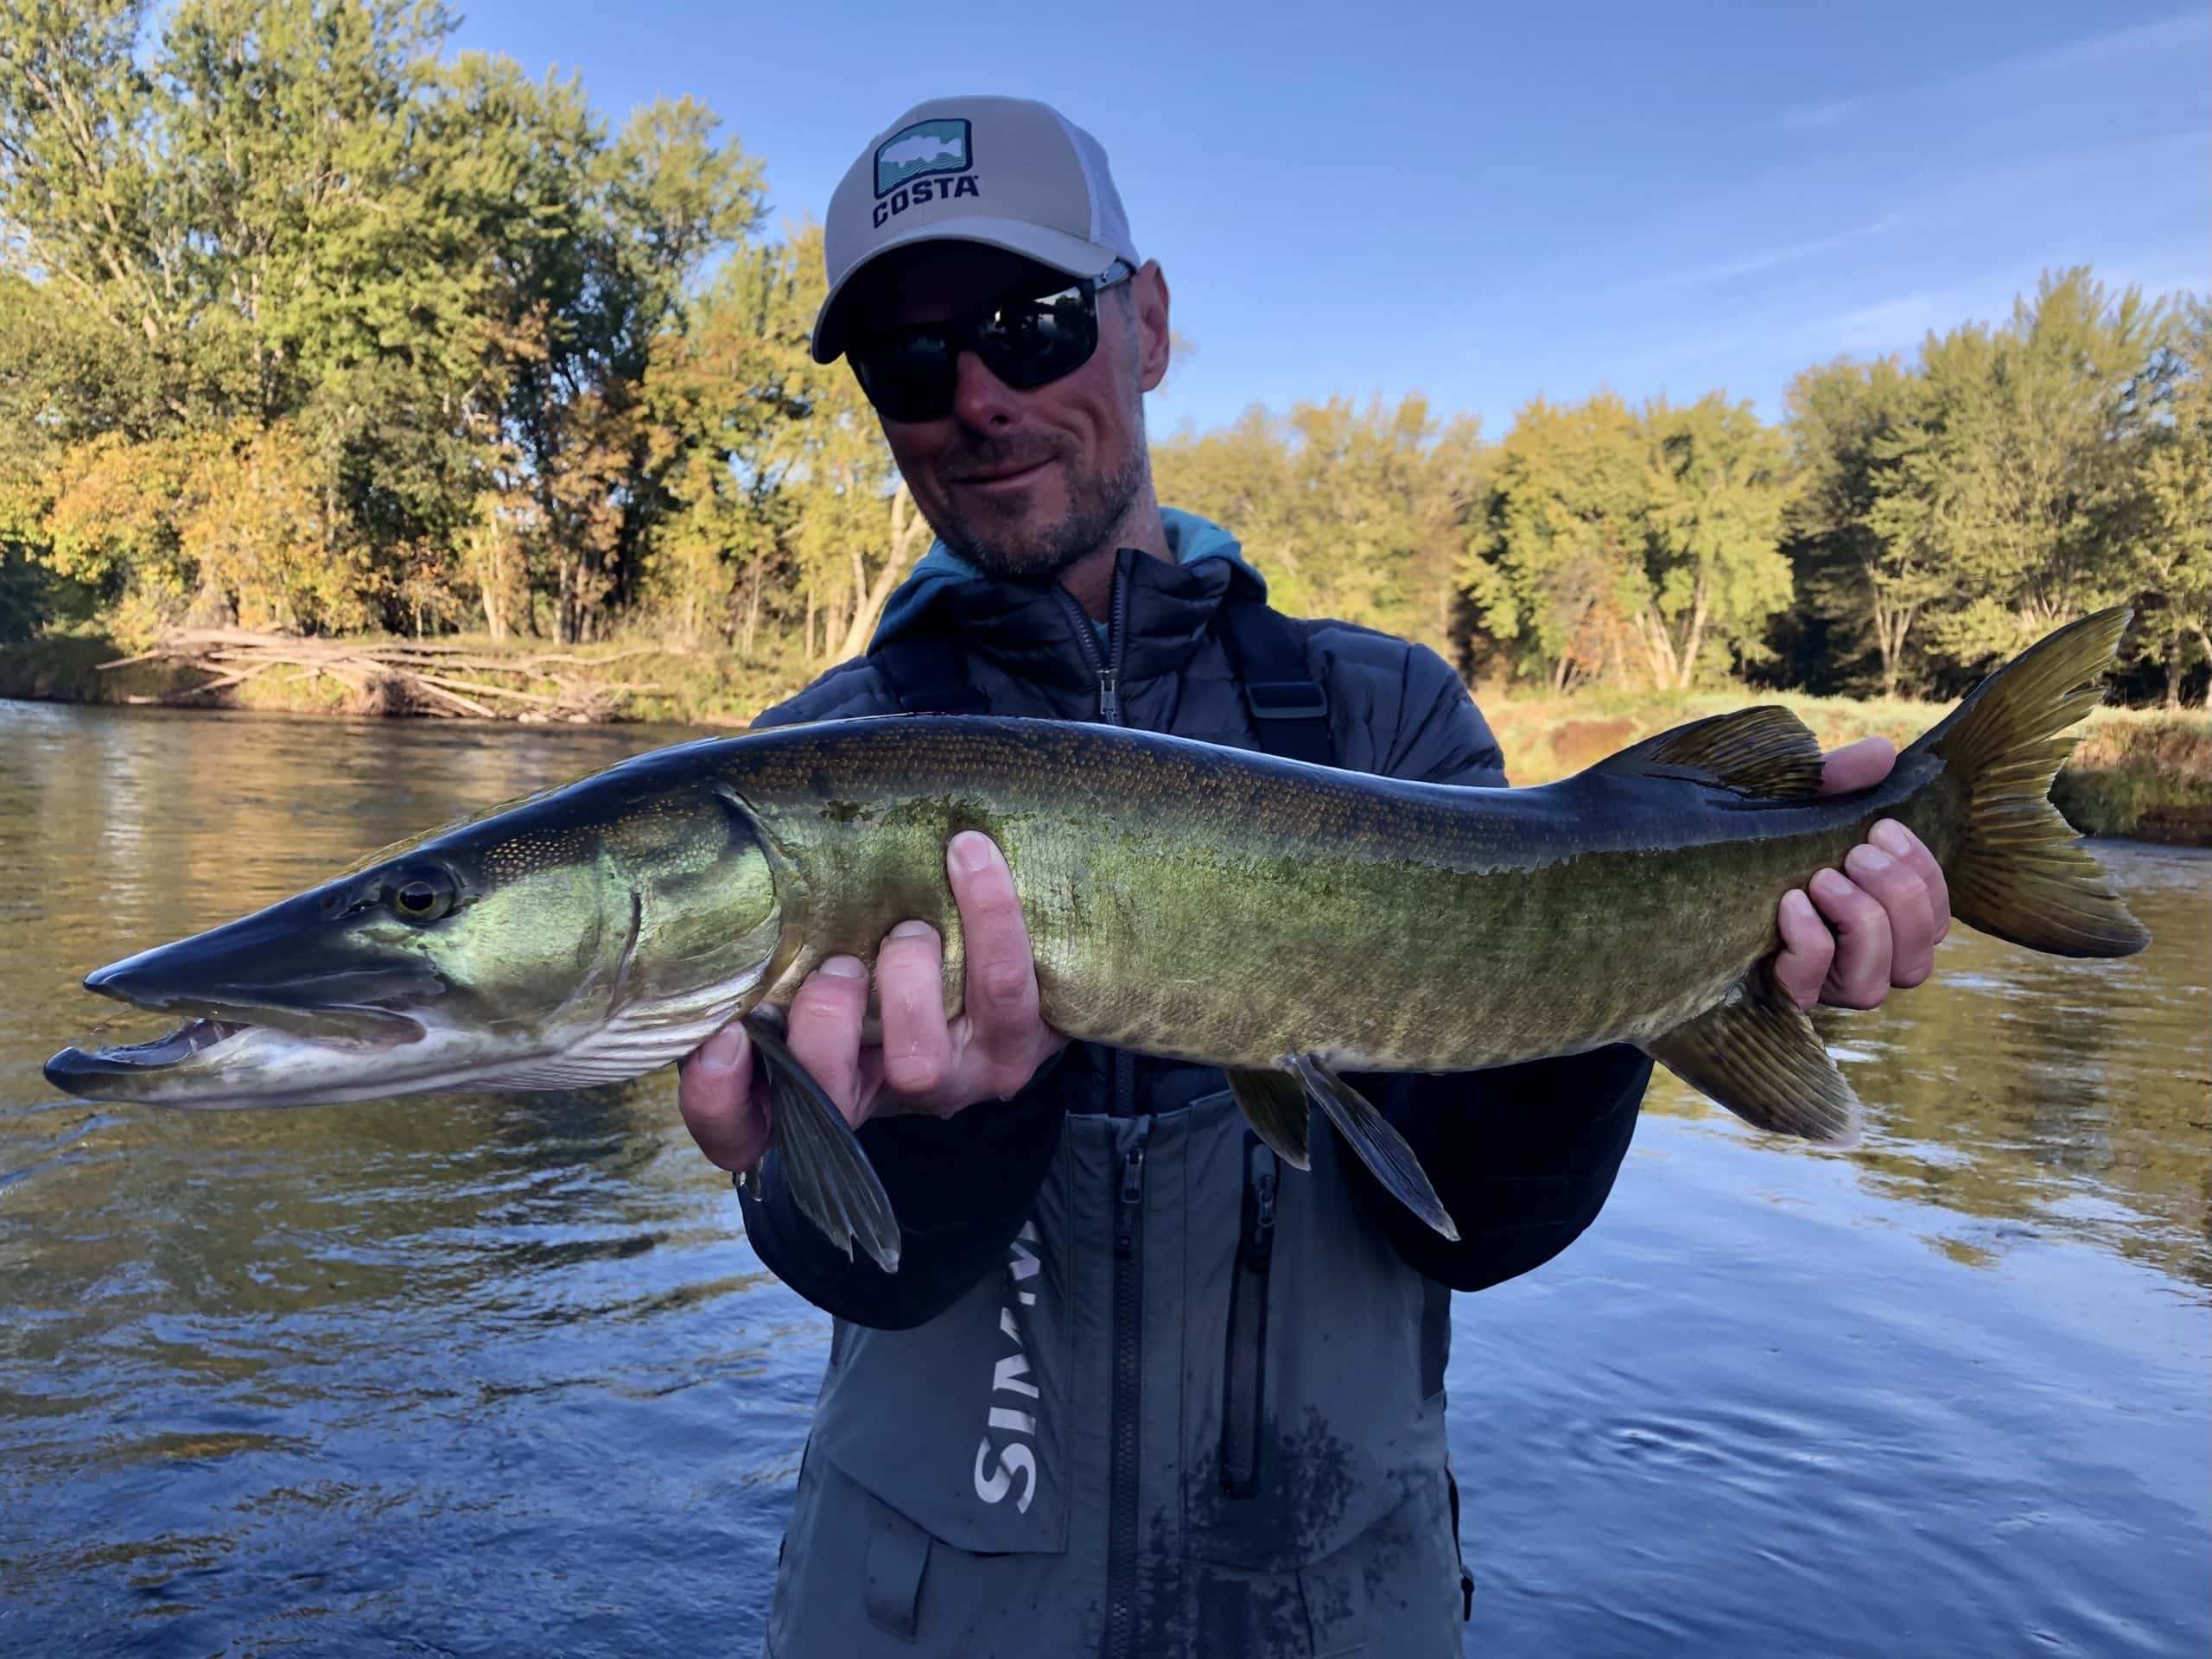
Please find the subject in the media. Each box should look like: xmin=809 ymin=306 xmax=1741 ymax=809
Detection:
xmin=849 ymin=261 xmax=1134 ymax=423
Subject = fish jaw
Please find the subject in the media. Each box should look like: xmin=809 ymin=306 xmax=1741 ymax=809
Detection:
xmin=44 ymin=960 xmax=778 ymax=1109
xmin=43 ymin=1010 xmax=520 ymax=1109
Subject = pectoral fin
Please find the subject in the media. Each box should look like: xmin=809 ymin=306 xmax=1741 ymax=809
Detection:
xmin=743 ymin=1011 xmax=903 ymax=1273
xmin=1644 ymin=976 xmax=1862 ymax=1146
xmin=1287 ymin=1052 xmax=1460 ymax=1242
xmin=1226 ymin=1065 xmax=1313 ymax=1169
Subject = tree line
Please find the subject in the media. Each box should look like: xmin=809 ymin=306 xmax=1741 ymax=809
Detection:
xmin=3 ymin=1 xmax=2205 ymax=707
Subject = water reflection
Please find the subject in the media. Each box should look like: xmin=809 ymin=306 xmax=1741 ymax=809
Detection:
xmin=1642 ymin=840 xmax=2210 ymax=1287
xmin=0 ymin=700 xmax=2205 ymax=1656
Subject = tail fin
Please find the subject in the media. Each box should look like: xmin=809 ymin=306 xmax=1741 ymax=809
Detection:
xmin=1907 ymin=607 xmax=2149 ymax=958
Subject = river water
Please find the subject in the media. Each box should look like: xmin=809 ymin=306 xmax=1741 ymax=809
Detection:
xmin=0 ymin=700 xmax=2204 ymax=1657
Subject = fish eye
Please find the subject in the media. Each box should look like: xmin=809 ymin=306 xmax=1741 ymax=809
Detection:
xmin=385 ymin=866 xmax=458 ymax=925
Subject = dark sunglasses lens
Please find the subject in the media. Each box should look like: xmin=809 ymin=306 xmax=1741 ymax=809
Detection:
xmin=977 ymin=288 xmax=1097 ymax=390
xmin=855 ymin=331 xmax=956 ymax=423
xmin=852 ymin=283 xmax=1102 ymax=419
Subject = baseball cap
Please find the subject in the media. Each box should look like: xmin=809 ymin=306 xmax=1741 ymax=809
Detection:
xmin=810 ymin=95 xmax=1140 ymax=365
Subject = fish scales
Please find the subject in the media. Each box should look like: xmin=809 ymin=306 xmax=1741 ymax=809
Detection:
xmin=719 ymin=718 xmax=1929 ymax=1072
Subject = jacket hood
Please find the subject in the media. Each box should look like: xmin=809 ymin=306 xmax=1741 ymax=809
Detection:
xmin=871 ymin=507 xmax=1267 ymax=651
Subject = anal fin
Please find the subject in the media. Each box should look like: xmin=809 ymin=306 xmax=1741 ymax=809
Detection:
xmin=743 ymin=1010 xmax=903 ymax=1273
xmin=1226 ymin=1065 xmax=1312 ymax=1169
xmin=1644 ymin=976 xmax=1863 ymax=1146
xmin=1287 ymin=1053 xmax=1459 ymax=1242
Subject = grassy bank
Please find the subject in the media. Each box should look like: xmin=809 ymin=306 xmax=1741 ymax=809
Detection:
xmin=4 ymin=632 xmax=2205 ymax=844
xmin=1487 ymin=689 xmax=2212 ymax=844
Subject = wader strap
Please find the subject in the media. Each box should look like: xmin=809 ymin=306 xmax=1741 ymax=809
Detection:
xmin=1214 ymin=599 xmax=1334 ymax=767
xmin=862 ymin=1493 xmax=930 ymax=1639
xmin=868 ymin=632 xmax=988 ymax=714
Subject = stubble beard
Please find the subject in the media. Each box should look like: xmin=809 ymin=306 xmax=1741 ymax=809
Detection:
xmin=930 ymin=435 xmax=1149 ymax=585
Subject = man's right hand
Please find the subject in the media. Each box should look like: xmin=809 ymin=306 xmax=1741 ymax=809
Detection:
xmin=677 ymin=830 xmax=1065 ymax=1173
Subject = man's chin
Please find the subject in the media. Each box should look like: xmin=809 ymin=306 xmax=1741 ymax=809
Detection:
xmin=957 ymin=539 xmax=1089 ymax=585
xmin=940 ymin=507 xmax=1090 ymax=583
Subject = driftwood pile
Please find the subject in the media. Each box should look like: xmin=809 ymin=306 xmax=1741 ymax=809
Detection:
xmin=98 ymin=630 xmax=662 ymax=722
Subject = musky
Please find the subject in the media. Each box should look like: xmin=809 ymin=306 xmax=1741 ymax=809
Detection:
xmin=449 ymin=0 xmax=2209 ymax=438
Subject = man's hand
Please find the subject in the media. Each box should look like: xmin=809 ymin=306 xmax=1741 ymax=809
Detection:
xmin=1774 ymin=736 xmax=1954 ymax=1011
xmin=677 ymin=830 xmax=1065 ymax=1173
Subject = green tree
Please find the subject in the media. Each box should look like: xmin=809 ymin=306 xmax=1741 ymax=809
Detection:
xmin=0 ymin=0 xmax=765 ymax=645
xmin=1156 ymin=394 xmax=1481 ymax=654
xmin=1779 ymin=355 xmax=1935 ymax=696
xmin=1459 ymin=392 xmax=1791 ymax=690
xmin=2109 ymin=298 xmax=2211 ymax=705
xmin=1898 ymin=270 xmax=2168 ymax=683
xmin=1459 ymin=392 xmax=1648 ymax=690
xmin=1635 ymin=393 xmax=1794 ymax=689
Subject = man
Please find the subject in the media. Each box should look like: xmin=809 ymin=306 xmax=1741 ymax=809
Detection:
xmin=678 ymin=96 xmax=1949 ymax=1657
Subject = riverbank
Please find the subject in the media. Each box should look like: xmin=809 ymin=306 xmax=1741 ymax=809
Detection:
xmin=3 ymin=631 xmax=2206 ymax=844
xmin=0 ymin=631 xmax=796 ymax=728
xmin=1488 ymin=690 xmax=2212 ymax=842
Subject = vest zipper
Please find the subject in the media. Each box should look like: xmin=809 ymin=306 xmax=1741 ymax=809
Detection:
xmin=1103 ymin=1115 xmax=1150 ymax=1659
xmin=1219 ymin=1133 xmax=1278 ymax=1498
xmin=1057 ymin=565 xmax=1139 ymax=1128
xmin=1053 ymin=562 xmax=1130 ymax=724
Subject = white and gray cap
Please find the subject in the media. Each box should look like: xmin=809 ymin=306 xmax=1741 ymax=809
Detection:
xmin=811 ymin=94 xmax=1140 ymax=365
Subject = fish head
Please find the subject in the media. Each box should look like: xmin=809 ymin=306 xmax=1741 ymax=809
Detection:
xmin=45 ymin=749 xmax=787 ymax=1108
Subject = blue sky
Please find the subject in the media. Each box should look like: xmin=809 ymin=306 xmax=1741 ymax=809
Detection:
xmin=448 ymin=0 xmax=2209 ymax=439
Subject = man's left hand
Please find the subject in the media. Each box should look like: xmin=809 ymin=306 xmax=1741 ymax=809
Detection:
xmin=1773 ymin=736 xmax=1953 ymax=1011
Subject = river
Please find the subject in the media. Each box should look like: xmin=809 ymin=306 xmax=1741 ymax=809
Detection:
xmin=0 ymin=700 xmax=2205 ymax=1656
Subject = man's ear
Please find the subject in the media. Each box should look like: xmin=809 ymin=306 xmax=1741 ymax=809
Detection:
xmin=1133 ymin=260 xmax=1171 ymax=394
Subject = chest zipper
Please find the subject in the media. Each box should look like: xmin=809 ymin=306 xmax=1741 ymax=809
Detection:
xmin=1104 ymin=1116 xmax=1151 ymax=1659
xmin=1054 ymin=562 xmax=1130 ymax=724
xmin=1219 ymin=1133 xmax=1279 ymax=1498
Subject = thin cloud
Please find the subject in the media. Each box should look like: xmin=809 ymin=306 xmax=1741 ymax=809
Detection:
xmin=1778 ymin=97 xmax=1859 ymax=131
xmin=1792 ymin=294 xmax=1943 ymax=355
xmin=1973 ymin=12 xmax=2208 ymax=83
xmin=1793 ymin=240 xmax=2212 ymax=362
xmin=1649 ymin=215 xmax=1904 ymax=289
xmin=1776 ymin=17 xmax=2202 ymax=139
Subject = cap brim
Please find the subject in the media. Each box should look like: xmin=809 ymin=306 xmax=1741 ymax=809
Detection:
xmin=810 ymin=218 xmax=1123 ymax=364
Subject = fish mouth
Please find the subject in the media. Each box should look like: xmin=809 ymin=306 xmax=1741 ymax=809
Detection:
xmin=46 ymin=944 xmax=437 ymax=1105
xmin=44 ymin=1001 xmax=429 ymax=1096
xmin=47 ymin=1017 xmax=256 ymax=1085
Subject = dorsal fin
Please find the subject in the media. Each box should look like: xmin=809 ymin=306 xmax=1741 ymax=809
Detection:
xmin=1593 ymin=706 xmax=1825 ymax=800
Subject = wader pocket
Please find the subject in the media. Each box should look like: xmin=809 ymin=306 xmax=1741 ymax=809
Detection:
xmin=772 ymin=1455 xmax=1089 ymax=1658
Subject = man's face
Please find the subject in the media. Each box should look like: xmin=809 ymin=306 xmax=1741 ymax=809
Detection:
xmin=845 ymin=243 xmax=1171 ymax=582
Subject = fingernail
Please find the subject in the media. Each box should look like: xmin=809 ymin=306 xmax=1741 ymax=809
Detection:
xmin=1847 ymin=845 xmax=1895 ymax=878
xmin=818 ymin=955 xmax=867 ymax=980
xmin=695 ymin=1026 xmax=746 ymax=1072
xmin=887 ymin=918 xmax=938 ymax=942
xmin=1871 ymin=820 xmax=1912 ymax=857
xmin=949 ymin=831 xmax=998 ymax=876
xmin=1781 ymin=888 xmax=1815 ymax=925
xmin=1811 ymin=868 xmax=1853 ymax=901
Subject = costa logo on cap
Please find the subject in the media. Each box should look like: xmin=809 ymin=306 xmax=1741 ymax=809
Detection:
xmin=870 ymin=118 xmax=982 ymax=228
xmin=874 ymin=118 xmax=973 ymax=195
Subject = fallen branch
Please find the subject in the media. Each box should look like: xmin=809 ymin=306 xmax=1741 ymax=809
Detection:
xmin=97 ymin=630 xmax=661 ymax=722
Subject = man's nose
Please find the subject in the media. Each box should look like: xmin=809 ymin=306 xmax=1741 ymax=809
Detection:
xmin=949 ymin=350 xmax=1020 ymax=429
